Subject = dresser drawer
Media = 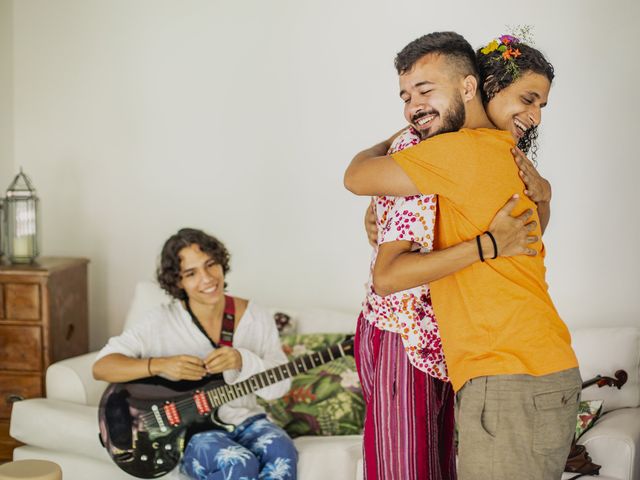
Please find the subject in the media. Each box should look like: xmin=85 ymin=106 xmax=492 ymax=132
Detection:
xmin=0 ymin=419 xmax=22 ymax=461
xmin=0 ymin=373 xmax=41 ymax=419
xmin=4 ymin=283 xmax=40 ymax=320
xmin=0 ymin=325 xmax=42 ymax=371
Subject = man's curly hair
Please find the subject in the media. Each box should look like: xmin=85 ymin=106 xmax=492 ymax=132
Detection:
xmin=476 ymin=42 xmax=554 ymax=160
xmin=156 ymin=228 xmax=231 ymax=301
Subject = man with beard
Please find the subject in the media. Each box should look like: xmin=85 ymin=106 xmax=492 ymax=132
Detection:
xmin=344 ymin=32 xmax=580 ymax=480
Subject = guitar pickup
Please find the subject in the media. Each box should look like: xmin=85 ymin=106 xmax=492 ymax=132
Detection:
xmin=193 ymin=391 xmax=212 ymax=415
xmin=163 ymin=402 xmax=181 ymax=427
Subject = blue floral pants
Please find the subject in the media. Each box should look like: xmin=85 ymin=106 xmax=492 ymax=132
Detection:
xmin=180 ymin=415 xmax=298 ymax=480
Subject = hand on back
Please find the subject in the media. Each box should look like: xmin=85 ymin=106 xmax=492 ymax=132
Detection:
xmin=488 ymin=195 xmax=539 ymax=257
xmin=512 ymin=147 xmax=551 ymax=204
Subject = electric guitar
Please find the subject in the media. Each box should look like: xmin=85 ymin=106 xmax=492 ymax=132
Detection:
xmin=98 ymin=337 xmax=354 ymax=478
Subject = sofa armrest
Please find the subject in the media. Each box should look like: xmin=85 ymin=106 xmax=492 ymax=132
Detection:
xmin=578 ymin=407 xmax=640 ymax=480
xmin=46 ymin=352 xmax=108 ymax=407
xmin=10 ymin=398 xmax=109 ymax=462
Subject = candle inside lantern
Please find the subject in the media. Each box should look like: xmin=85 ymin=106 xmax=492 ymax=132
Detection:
xmin=12 ymin=235 xmax=33 ymax=259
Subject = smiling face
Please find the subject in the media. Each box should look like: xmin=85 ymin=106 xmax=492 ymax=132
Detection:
xmin=485 ymin=71 xmax=551 ymax=141
xmin=177 ymin=243 xmax=225 ymax=308
xmin=400 ymin=54 xmax=467 ymax=140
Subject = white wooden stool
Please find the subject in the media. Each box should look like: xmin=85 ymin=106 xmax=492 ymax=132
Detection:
xmin=0 ymin=460 xmax=62 ymax=480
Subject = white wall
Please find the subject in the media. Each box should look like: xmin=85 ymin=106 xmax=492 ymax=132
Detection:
xmin=6 ymin=0 xmax=640 ymax=348
xmin=0 ymin=0 xmax=13 ymax=188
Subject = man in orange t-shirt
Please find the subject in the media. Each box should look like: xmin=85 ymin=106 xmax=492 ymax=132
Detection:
xmin=344 ymin=32 xmax=580 ymax=480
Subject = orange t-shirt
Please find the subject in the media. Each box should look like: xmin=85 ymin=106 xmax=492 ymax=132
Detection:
xmin=391 ymin=128 xmax=578 ymax=391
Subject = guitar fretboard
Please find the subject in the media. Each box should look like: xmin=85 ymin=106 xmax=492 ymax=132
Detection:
xmin=205 ymin=340 xmax=352 ymax=407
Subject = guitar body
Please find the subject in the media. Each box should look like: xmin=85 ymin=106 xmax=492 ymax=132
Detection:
xmin=98 ymin=375 xmax=232 ymax=478
xmin=98 ymin=337 xmax=354 ymax=478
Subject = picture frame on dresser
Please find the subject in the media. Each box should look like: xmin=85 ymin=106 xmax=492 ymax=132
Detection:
xmin=0 ymin=257 xmax=89 ymax=461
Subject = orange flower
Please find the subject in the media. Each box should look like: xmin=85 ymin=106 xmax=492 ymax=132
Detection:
xmin=502 ymin=48 xmax=521 ymax=61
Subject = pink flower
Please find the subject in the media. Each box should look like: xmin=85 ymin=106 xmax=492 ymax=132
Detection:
xmin=499 ymin=35 xmax=519 ymax=45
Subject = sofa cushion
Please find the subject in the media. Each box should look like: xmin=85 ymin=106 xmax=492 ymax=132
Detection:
xmin=260 ymin=333 xmax=364 ymax=437
xmin=572 ymin=327 xmax=640 ymax=413
xmin=124 ymin=281 xmax=174 ymax=330
xmin=294 ymin=309 xmax=357 ymax=334
xmin=12 ymin=434 xmax=364 ymax=480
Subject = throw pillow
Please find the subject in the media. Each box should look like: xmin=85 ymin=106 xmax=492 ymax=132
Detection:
xmin=259 ymin=333 xmax=364 ymax=437
xmin=575 ymin=399 xmax=603 ymax=439
xmin=273 ymin=312 xmax=296 ymax=335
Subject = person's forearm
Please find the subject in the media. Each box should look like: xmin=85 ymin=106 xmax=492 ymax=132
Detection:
xmin=92 ymin=353 xmax=151 ymax=383
xmin=373 ymin=235 xmax=495 ymax=296
xmin=537 ymin=200 xmax=550 ymax=235
xmin=344 ymin=140 xmax=392 ymax=194
xmin=345 ymin=129 xmax=421 ymax=196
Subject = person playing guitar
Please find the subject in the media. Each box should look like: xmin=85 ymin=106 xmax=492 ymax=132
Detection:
xmin=93 ymin=228 xmax=297 ymax=479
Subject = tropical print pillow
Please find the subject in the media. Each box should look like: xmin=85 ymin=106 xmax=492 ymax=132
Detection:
xmin=259 ymin=333 xmax=364 ymax=437
xmin=576 ymin=399 xmax=604 ymax=439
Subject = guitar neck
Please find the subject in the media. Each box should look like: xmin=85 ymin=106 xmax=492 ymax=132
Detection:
xmin=206 ymin=339 xmax=353 ymax=407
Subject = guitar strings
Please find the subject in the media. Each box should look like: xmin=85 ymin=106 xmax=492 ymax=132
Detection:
xmin=138 ymin=346 xmax=343 ymax=427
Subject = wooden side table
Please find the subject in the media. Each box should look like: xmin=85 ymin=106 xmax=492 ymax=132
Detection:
xmin=0 ymin=257 xmax=89 ymax=461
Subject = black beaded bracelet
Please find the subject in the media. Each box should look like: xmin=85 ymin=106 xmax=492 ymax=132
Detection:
xmin=476 ymin=235 xmax=485 ymax=262
xmin=485 ymin=231 xmax=498 ymax=259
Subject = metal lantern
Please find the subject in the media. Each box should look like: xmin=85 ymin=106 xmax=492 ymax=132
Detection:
xmin=4 ymin=169 xmax=40 ymax=264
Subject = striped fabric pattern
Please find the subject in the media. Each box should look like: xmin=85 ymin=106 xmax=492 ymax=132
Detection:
xmin=355 ymin=313 xmax=457 ymax=480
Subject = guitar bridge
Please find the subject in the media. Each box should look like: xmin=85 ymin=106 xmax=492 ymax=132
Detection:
xmin=151 ymin=404 xmax=168 ymax=432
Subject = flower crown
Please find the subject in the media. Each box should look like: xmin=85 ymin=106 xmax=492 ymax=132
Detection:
xmin=480 ymin=34 xmax=522 ymax=78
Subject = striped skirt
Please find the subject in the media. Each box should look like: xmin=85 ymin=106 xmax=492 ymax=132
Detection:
xmin=354 ymin=313 xmax=457 ymax=480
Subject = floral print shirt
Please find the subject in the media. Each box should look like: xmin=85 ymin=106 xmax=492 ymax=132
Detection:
xmin=362 ymin=127 xmax=449 ymax=381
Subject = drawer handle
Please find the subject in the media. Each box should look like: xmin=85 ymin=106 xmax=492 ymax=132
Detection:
xmin=7 ymin=394 xmax=24 ymax=404
xmin=66 ymin=323 xmax=75 ymax=340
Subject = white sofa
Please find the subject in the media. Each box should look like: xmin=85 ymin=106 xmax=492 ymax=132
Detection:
xmin=9 ymin=282 xmax=640 ymax=480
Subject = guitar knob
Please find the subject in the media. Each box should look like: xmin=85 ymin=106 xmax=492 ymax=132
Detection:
xmin=140 ymin=455 xmax=148 ymax=462
xmin=164 ymin=444 xmax=172 ymax=450
xmin=156 ymin=459 xmax=164 ymax=465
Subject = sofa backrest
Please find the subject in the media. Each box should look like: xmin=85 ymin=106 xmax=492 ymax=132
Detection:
xmin=571 ymin=327 xmax=640 ymax=413
xmin=125 ymin=284 xmax=640 ymax=414
xmin=125 ymin=281 xmax=358 ymax=334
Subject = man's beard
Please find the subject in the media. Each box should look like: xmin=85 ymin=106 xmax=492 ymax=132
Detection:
xmin=416 ymin=93 xmax=466 ymax=140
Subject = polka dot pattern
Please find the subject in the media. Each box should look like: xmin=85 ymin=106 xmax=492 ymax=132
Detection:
xmin=362 ymin=128 xmax=448 ymax=382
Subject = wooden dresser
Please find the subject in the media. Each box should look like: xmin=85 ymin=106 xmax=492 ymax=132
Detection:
xmin=0 ymin=257 xmax=89 ymax=461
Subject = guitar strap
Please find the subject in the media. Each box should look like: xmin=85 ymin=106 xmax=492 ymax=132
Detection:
xmin=219 ymin=296 xmax=235 ymax=347
xmin=185 ymin=295 xmax=236 ymax=348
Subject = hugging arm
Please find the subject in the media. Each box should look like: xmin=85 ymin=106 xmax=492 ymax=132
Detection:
xmin=373 ymin=195 xmax=538 ymax=296
xmin=344 ymin=135 xmax=422 ymax=197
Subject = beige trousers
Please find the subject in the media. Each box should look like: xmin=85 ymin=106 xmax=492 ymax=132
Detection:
xmin=455 ymin=368 xmax=581 ymax=480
